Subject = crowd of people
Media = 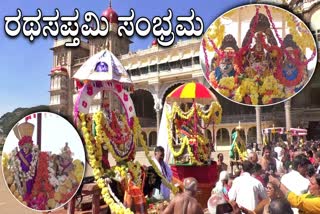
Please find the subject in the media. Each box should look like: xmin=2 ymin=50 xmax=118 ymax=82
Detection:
xmin=211 ymin=141 xmax=320 ymax=214
xmin=156 ymin=140 xmax=320 ymax=214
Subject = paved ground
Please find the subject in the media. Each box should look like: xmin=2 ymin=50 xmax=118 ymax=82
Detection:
xmin=0 ymin=149 xmax=232 ymax=213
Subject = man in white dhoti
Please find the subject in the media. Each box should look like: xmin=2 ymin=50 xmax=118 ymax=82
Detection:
xmin=152 ymin=146 xmax=173 ymax=200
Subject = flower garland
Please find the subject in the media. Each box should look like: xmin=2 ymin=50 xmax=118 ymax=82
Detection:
xmin=97 ymin=178 xmax=132 ymax=214
xmin=285 ymin=12 xmax=315 ymax=56
xmin=31 ymin=152 xmax=54 ymax=210
xmin=234 ymin=78 xmax=259 ymax=105
xmin=217 ymin=76 xmax=237 ymax=98
xmin=186 ymin=139 xmax=201 ymax=165
xmin=105 ymin=113 xmax=131 ymax=145
xmin=80 ymin=110 xmax=178 ymax=213
xmin=258 ymin=75 xmax=285 ymax=105
xmin=234 ymin=140 xmax=247 ymax=161
xmin=10 ymin=146 xmax=39 ymax=186
xmin=94 ymin=111 xmax=136 ymax=162
xmin=201 ymin=5 xmax=316 ymax=105
xmin=48 ymin=158 xmax=84 ymax=207
xmin=18 ymin=136 xmax=33 ymax=147
xmin=202 ymin=17 xmax=225 ymax=80
xmin=80 ymin=113 xmax=104 ymax=179
xmin=127 ymin=161 xmax=143 ymax=188
xmin=48 ymin=160 xmax=67 ymax=190
xmin=73 ymin=159 xmax=85 ymax=183
xmin=168 ymin=135 xmax=188 ymax=158
xmin=196 ymin=102 xmax=222 ymax=124
xmin=2 ymin=153 xmax=9 ymax=170
xmin=204 ymin=18 xmax=225 ymax=53
xmin=265 ymin=5 xmax=316 ymax=67
xmin=113 ymin=165 xmax=129 ymax=181
xmin=166 ymin=102 xmax=221 ymax=164
xmin=275 ymin=59 xmax=305 ymax=87
xmin=80 ymin=114 xmax=133 ymax=214
xmin=133 ymin=116 xmax=179 ymax=194
xmin=167 ymin=102 xmax=222 ymax=125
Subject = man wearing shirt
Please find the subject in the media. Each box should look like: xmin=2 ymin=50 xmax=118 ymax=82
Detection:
xmin=281 ymin=154 xmax=311 ymax=195
xmin=314 ymin=151 xmax=320 ymax=174
xmin=152 ymin=146 xmax=173 ymax=200
xmin=228 ymin=160 xmax=267 ymax=211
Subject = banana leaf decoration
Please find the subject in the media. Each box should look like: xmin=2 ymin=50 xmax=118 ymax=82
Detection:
xmin=229 ymin=130 xmax=247 ymax=160
xmin=263 ymin=134 xmax=268 ymax=146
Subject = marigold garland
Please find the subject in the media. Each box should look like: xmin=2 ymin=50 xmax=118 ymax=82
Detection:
xmin=167 ymin=102 xmax=222 ymax=125
xmin=259 ymin=75 xmax=285 ymax=105
xmin=234 ymin=78 xmax=259 ymax=105
xmin=80 ymin=112 xmax=178 ymax=213
xmin=205 ymin=18 xmax=225 ymax=52
xmin=166 ymin=102 xmax=222 ymax=164
xmin=217 ymin=76 xmax=237 ymax=98
xmin=127 ymin=161 xmax=143 ymax=188
xmin=201 ymin=5 xmax=316 ymax=105
xmin=285 ymin=13 xmax=315 ymax=55
xmin=133 ymin=116 xmax=179 ymax=194
xmin=80 ymin=113 xmax=133 ymax=214
xmin=93 ymin=111 xmax=135 ymax=163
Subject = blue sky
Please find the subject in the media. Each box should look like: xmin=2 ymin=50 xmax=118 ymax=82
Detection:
xmin=3 ymin=112 xmax=86 ymax=161
xmin=0 ymin=0 xmax=250 ymax=116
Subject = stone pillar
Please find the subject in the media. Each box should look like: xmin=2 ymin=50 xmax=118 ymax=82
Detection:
xmin=214 ymin=129 xmax=217 ymax=152
xmin=156 ymin=108 xmax=161 ymax=133
xmin=153 ymin=97 xmax=162 ymax=133
xmin=285 ymin=100 xmax=292 ymax=131
xmin=256 ymin=106 xmax=262 ymax=146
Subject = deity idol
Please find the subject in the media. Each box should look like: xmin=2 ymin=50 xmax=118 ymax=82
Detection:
xmin=12 ymin=121 xmax=39 ymax=198
xmin=241 ymin=14 xmax=278 ymax=78
xmin=281 ymin=34 xmax=307 ymax=95
xmin=56 ymin=142 xmax=74 ymax=176
xmin=209 ymin=34 xmax=238 ymax=84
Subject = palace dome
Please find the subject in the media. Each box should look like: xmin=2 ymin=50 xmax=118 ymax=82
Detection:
xmin=102 ymin=5 xmax=118 ymax=24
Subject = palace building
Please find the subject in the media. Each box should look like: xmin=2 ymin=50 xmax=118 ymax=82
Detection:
xmin=49 ymin=2 xmax=320 ymax=151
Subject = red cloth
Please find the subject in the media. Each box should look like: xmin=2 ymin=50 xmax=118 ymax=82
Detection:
xmin=254 ymin=175 xmax=266 ymax=187
xmin=171 ymin=163 xmax=218 ymax=184
xmin=309 ymin=157 xmax=315 ymax=165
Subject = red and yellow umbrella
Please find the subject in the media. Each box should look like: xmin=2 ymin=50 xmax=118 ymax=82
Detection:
xmin=166 ymin=82 xmax=218 ymax=104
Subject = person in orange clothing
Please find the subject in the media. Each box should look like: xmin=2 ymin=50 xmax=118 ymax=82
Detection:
xmin=269 ymin=174 xmax=320 ymax=214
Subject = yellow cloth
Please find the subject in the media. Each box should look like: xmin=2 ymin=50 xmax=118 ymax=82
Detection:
xmin=287 ymin=192 xmax=320 ymax=214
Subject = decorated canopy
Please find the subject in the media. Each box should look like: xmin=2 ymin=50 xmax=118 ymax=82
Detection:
xmin=166 ymin=82 xmax=218 ymax=105
xmin=73 ymin=50 xmax=132 ymax=84
xmin=263 ymin=127 xmax=307 ymax=136
xmin=160 ymin=82 xmax=222 ymax=166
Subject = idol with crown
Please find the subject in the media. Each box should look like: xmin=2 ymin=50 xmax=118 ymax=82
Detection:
xmin=202 ymin=5 xmax=317 ymax=105
xmin=3 ymin=121 xmax=40 ymax=203
xmin=2 ymin=115 xmax=84 ymax=210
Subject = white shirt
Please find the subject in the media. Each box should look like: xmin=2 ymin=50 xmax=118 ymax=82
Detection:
xmin=274 ymin=146 xmax=283 ymax=159
xmin=228 ymin=172 xmax=267 ymax=211
xmin=317 ymin=165 xmax=320 ymax=174
xmin=275 ymin=158 xmax=285 ymax=174
xmin=281 ymin=170 xmax=310 ymax=195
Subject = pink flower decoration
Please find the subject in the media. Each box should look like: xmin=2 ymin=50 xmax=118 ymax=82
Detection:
xmin=115 ymin=84 xmax=122 ymax=93
xmin=82 ymin=101 xmax=88 ymax=108
xmin=123 ymin=93 xmax=128 ymax=102
xmin=87 ymin=86 xmax=93 ymax=96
